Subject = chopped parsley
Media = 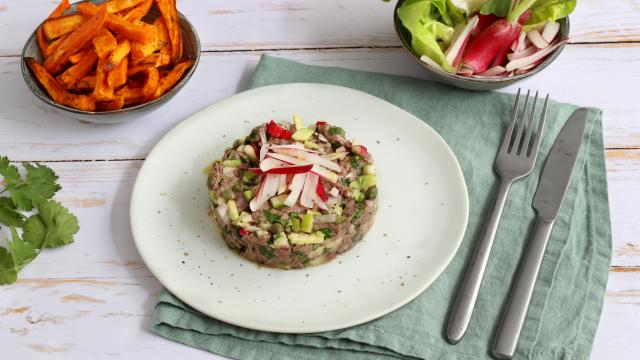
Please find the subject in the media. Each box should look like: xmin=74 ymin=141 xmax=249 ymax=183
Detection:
xmin=263 ymin=209 xmax=281 ymax=224
xmin=319 ymin=228 xmax=333 ymax=238
xmin=258 ymin=245 xmax=276 ymax=260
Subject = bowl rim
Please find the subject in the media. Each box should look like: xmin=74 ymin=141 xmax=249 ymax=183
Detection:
xmin=20 ymin=0 xmax=201 ymax=116
xmin=392 ymin=0 xmax=569 ymax=84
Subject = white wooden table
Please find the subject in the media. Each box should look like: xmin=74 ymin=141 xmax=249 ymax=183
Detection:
xmin=0 ymin=1 xmax=636 ymax=358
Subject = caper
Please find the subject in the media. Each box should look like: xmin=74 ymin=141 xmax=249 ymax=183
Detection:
xmin=270 ymin=223 xmax=284 ymax=234
xmin=365 ymin=186 xmax=377 ymax=200
xmin=232 ymin=182 xmax=243 ymax=192
xmin=222 ymin=189 xmax=234 ymax=201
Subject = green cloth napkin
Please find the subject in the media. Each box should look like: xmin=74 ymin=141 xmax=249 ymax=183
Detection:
xmin=151 ymin=55 xmax=612 ymax=360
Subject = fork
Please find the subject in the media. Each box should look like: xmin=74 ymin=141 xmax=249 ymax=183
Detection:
xmin=446 ymin=89 xmax=548 ymax=344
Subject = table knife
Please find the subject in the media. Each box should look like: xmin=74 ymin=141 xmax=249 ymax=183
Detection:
xmin=492 ymin=108 xmax=588 ymax=359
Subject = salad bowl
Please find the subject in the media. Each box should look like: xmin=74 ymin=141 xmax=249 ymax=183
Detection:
xmin=393 ymin=0 xmax=570 ymax=91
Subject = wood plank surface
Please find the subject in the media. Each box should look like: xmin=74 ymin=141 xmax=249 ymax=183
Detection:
xmin=0 ymin=0 xmax=638 ymax=56
xmin=1 ymin=271 xmax=636 ymax=359
xmin=0 ymin=0 xmax=638 ymax=359
xmin=0 ymin=44 xmax=636 ymax=163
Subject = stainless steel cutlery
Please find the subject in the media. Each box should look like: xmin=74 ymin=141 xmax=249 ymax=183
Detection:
xmin=447 ymin=89 xmax=548 ymax=344
xmin=492 ymin=108 xmax=587 ymax=359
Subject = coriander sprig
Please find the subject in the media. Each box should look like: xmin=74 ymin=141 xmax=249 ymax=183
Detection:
xmin=0 ymin=156 xmax=79 ymax=285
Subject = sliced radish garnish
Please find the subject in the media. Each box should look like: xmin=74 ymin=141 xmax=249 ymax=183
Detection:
xmin=311 ymin=165 xmax=338 ymax=183
xmin=526 ymin=29 xmax=549 ymax=49
xmin=300 ymin=173 xmax=318 ymax=208
xmin=329 ymin=187 xmax=339 ymax=197
xmin=444 ymin=16 xmax=479 ymax=67
xmin=505 ymin=39 xmax=567 ymax=72
xmin=267 ymin=152 xmax=301 ymax=165
xmin=273 ymin=148 xmax=341 ymax=172
xmin=336 ymin=146 xmax=347 ymax=153
xmin=277 ymin=174 xmax=287 ymax=194
xmin=259 ymin=157 xmax=287 ymax=172
xmin=478 ymin=66 xmax=506 ymax=76
xmin=314 ymin=192 xmax=328 ymax=211
xmin=284 ymin=173 xmax=306 ymax=207
xmin=269 ymin=143 xmax=319 ymax=153
xmin=259 ymin=127 xmax=268 ymax=161
xmin=249 ymin=174 xmax=279 ymax=211
xmin=267 ymin=152 xmax=338 ymax=183
xmin=419 ymin=55 xmax=444 ymax=72
xmin=507 ymin=45 xmax=537 ymax=61
xmin=316 ymin=180 xmax=328 ymax=202
xmin=248 ymin=167 xmax=263 ymax=174
xmin=541 ymin=21 xmax=560 ymax=43
xmin=265 ymin=164 xmax=314 ymax=175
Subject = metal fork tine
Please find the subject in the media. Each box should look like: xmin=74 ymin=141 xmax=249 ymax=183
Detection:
xmin=500 ymin=88 xmax=521 ymax=153
xmin=520 ymin=91 xmax=539 ymax=155
xmin=529 ymin=94 xmax=549 ymax=157
xmin=512 ymin=90 xmax=530 ymax=153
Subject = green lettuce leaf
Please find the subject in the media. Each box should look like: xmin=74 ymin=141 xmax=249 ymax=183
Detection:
xmin=479 ymin=0 xmax=511 ymax=17
xmin=397 ymin=0 xmax=456 ymax=72
xmin=523 ymin=0 xmax=576 ymax=32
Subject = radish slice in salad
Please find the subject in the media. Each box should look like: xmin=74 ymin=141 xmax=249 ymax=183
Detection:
xmin=419 ymin=55 xmax=444 ymax=72
xmin=478 ymin=66 xmax=506 ymax=76
xmin=277 ymin=174 xmax=287 ymax=194
xmin=258 ymin=127 xmax=268 ymax=162
xmin=249 ymin=173 xmax=279 ymax=211
xmin=265 ymin=164 xmax=314 ymax=175
xmin=444 ymin=16 xmax=479 ymax=67
xmin=526 ymin=29 xmax=549 ymax=49
xmin=300 ymin=173 xmax=318 ymax=208
xmin=505 ymin=39 xmax=567 ymax=71
xmin=507 ymin=45 xmax=537 ymax=61
xmin=542 ymin=21 xmax=560 ymax=43
xmin=269 ymin=143 xmax=319 ymax=153
xmin=284 ymin=173 xmax=306 ymax=207
xmin=259 ymin=157 xmax=286 ymax=172
xmin=329 ymin=187 xmax=340 ymax=197
xmin=272 ymin=148 xmax=342 ymax=172
xmin=511 ymin=31 xmax=526 ymax=52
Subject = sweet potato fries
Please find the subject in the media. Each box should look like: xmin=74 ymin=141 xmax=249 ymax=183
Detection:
xmin=26 ymin=0 xmax=193 ymax=112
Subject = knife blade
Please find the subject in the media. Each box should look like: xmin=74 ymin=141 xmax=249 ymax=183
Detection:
xmin=492 ymin=108 xmax=588 ymax=359
xmin=532 ymin=108 xmax=588 ymax=220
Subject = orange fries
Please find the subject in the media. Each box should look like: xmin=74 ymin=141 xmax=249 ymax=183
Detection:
xmin=28 ymin=0 xmax=193 ymax=112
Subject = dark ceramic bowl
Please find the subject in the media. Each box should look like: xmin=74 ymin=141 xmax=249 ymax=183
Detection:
xmin=21 ymin=0 xmax=200 ymax=123
xmin=393 ymin=0 xmax=569 ymax=91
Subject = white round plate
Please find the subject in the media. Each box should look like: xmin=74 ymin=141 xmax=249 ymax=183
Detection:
xmin=131 ymin=83 xmax=468 ymax=333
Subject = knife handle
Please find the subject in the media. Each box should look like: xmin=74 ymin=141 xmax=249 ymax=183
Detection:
xmin=446 ymin=180 xmax=512 ymax=344
xmin=492 ymin=217 xmax=555 ymax=359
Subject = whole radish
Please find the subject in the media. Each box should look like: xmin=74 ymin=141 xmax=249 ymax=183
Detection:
xmin=460 ymin=3 xmax=533 ymax=73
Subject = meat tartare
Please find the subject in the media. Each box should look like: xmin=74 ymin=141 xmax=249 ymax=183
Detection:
xmin=206 ymin=115 xmax=377 ymax=269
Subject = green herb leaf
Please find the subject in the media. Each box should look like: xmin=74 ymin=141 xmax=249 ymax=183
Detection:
xmin=263 ymin=209 xmax=281 ymax=224
xmin=0 ymin=158 xmax=78 ymax=285
xmin=0 ymin=247 xmax=17 ymax=285
xmin=0 ymin=156 xmax=21 ymax=184
xmin=0 ymin=158 xmax=60 ymax=211
xmin=23 ymin=200 xmax=79 ymax=249
xmin=523 ymin=0 xmax=576 ymax=32
xmin=0 ymin=197 xmax=25 ymax=227
xmin=9 ymin=227 xmax=37 ymax=272
xmin=319 ymin=228 xmax=333 ymax=238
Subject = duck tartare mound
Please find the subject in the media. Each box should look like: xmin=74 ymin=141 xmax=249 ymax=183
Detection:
xmin=206 ymin=115 xmax=377 ymax=269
